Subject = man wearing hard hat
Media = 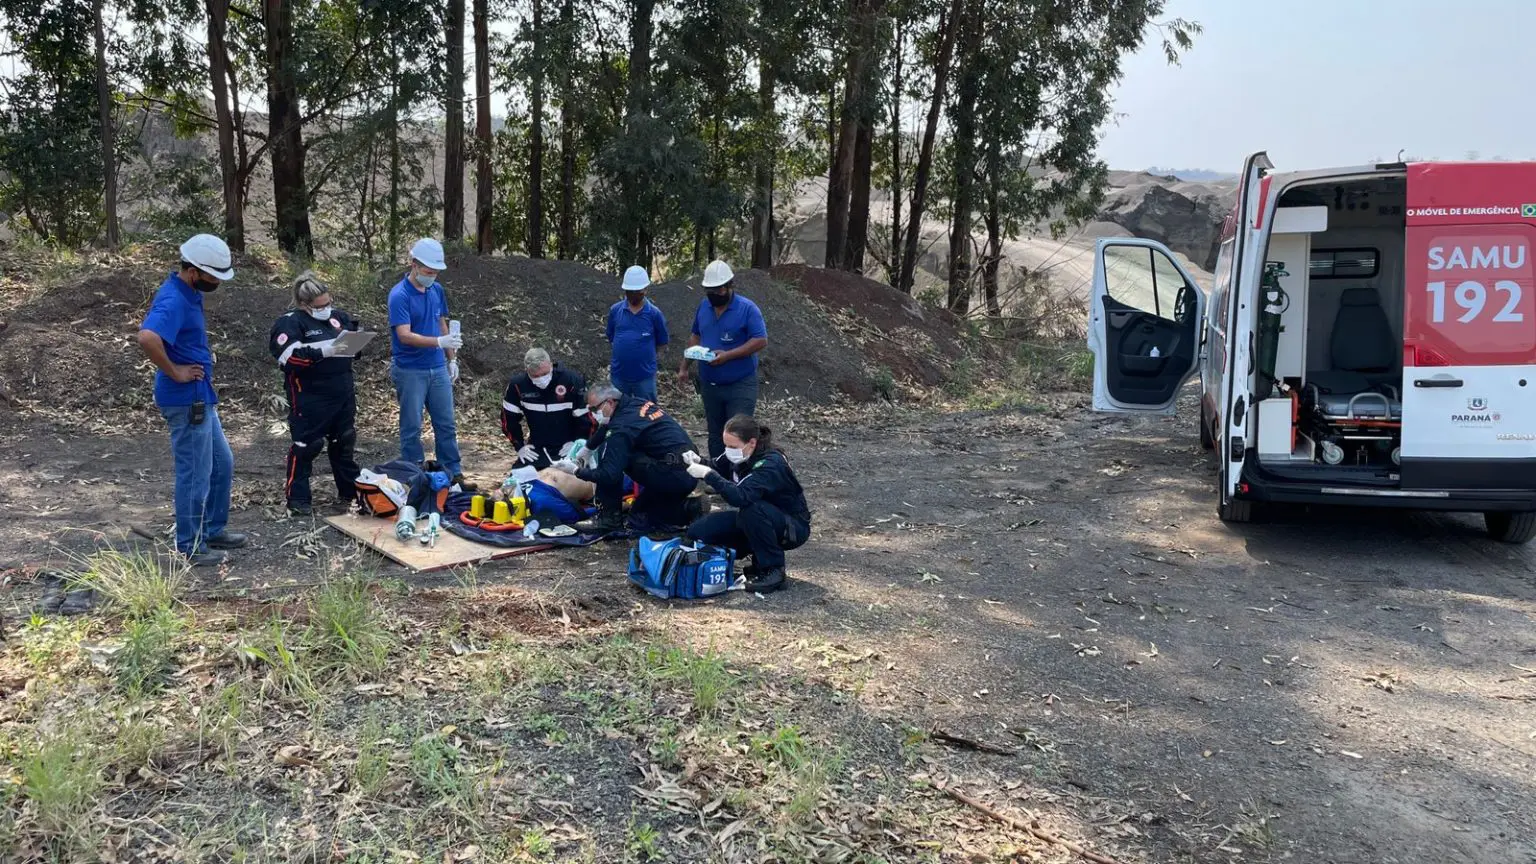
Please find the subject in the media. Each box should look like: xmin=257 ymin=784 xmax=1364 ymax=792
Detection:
xmin=605 ymin=264 xmax=670 ymax=401
xmin=387 ymin=237 xmax=475 ymax=491
xmin=136 ymin=234 xmax=248 ymax=566
xmin=676 ymin=260 xmax=768 ymax=460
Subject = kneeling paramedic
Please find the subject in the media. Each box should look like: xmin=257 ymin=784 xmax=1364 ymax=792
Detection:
xmin=269 ymin=272 xmax=364 ymax=516
xmin=684 ymin=415 xmax=810 ymax=593
xmin=500 ymin=347 xmax=594 ymax=470
xmin=552 ymin=384 xmax=701 ymax=534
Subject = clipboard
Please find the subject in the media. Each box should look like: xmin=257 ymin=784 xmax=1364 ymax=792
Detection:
xmin=330 ymin=330 xmax=376 ymax=358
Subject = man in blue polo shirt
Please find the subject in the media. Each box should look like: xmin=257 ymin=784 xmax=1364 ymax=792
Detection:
xmin=676 ymin=260 xmax=768 ymax=459
xmin=606 ymin=265 xmax=669 ymax=401
xmin=388 ymin=237 xmax=475 ymax=490
xmin=136 ymin=234 xmax=247 ymax=567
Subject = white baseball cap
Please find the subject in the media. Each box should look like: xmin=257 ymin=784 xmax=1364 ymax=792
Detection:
xmin=180 ymin=234 xmax=234 ymax=281
xmin=701 ymin=260 xmax=734 ymax=289
xmin=622 ymin=265 xmax=650 ymax=291
xmin=409 ymin=237 xmax=447 ymax=271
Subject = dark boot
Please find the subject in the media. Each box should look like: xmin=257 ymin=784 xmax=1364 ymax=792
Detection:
xmin=746 ymin=567 xmax=786 ymax=594
xmin=207 ymin=532 xmax=248 ymax=550
xmin=575 ymin=510 xmax=625 ymax=535
xmin=451 ymin=474 xmax=478 ymax=493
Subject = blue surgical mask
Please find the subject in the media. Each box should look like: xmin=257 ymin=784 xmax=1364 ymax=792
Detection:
xmin=724 ymin=446 xmax=748 ymax=464
xmin=530 ymin=374 xmax=553 ymax=389
xmin=308 ymin=306 xmax=333 ymax=321
xmin=594 ymin=407 xmax=611 ymax=426
xmin=410 ymin=271 xmax=435 ymax=290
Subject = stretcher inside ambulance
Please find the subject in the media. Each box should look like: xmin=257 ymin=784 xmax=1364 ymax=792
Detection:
xmin=1086 ymin=154 xmax=1536 ymax=543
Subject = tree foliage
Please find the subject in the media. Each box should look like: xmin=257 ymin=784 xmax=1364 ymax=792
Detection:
xmin=0 ymin=0 xmax=1196 ymax=316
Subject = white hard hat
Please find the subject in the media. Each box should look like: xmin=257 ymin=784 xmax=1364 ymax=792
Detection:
xmin=179 ymin=233 xmax=234 ymax=281
xmin=621 ymin=265 xmax=650 ymax=291
xmin=701 ymin=260 xmax=734 ymax=289
xmin=409 ymin=237 xmax=447 ymax=271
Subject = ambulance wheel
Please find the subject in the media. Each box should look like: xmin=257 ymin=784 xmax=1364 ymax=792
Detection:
xmin=1198 ymin=405 xmax=1215 ymax=451
xmin=1484 ymin=511 xmax=1536 ymax=544
xmin=1217 ymin=471 xmax=1253 ymax=523
xmin=1219 ymin=495 xmax=1253 ymax=524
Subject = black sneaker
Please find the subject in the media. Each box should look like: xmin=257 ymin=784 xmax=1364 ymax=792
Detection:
xmin=182 ymin=550 xmax=229 ymax=568
xmin=746 ymin=567 xmax=787 ymax=594
xmin=287 ymin=502 xmax=313 ymax=517
xmin=452 ymin=474 xmax=479 ymax=493
xmin=574 ymin=511 xmax=626 ymax=535
xmin=207 ymin=532 xmax=248 ymax=550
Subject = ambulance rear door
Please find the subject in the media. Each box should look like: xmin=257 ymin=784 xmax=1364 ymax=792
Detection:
xmin=1400 ymin=162 xmax=1536 ymax=491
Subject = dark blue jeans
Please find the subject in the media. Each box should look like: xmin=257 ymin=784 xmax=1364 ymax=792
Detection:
xmin=160 ymin=404 xmax=234 ymax=554
xmin=391 ymin=363 xmax=462 ymax=475
xmin=687 ymin=500 xmax=809 ymax=570
xmin=613 ymin=375 xmax=658 ymax=402
xmin=697 ymin=374 xmax=759 ymax=461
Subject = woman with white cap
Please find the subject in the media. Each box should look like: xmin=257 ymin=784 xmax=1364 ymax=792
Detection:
xmin=605 ymin=264 xmax=670 ymax=401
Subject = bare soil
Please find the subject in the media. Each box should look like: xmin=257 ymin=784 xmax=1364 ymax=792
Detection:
xmin=1 ymin=256 xmax=1532 ymax=862
xmin=2 ymin=380 xmax=1532 ymax=863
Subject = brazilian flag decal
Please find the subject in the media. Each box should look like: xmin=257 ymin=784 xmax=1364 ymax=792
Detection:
xmin=1522 ymin=203 xmax=1536 ymax=218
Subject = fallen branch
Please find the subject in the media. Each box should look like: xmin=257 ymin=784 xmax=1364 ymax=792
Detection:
xmin=943 ymin=785 xmax=1125 ymax=864
xmin=930 ymin=728 xmax=1014 ymax=756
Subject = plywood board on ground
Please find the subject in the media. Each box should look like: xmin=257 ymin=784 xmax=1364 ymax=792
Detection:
xmin=325 ymin=514 xmax=555 ymax=573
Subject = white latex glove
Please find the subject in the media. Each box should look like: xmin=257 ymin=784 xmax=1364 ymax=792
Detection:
xmin=437 ymin=332 xmax=464 ymax=350
xmin=551 ymin=458 xmax=579 ymax=475
xmin=318 ymin=339 xmax=338 ymax=358
xmin=682 ymin=450 xmax=702 ymax=466
xmin=686 ymin=462 xmax=712 ymax=480
xmin=448 ymin=360 xmax=460 ymax=382
xmin=516 ymin=444 xmax=539 ymax=463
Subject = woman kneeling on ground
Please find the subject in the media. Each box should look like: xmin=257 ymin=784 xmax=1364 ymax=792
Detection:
xmin=684 ymin=415 xmax=811 ymax=593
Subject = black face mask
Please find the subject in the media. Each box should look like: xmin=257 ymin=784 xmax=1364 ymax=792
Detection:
xmin=193 ymin=275 xmax=220 ymax=293
xmin=627 ymin=292 xmax=646 ymax=305
xmin=706 ymin=290 xmax=731 ymax=308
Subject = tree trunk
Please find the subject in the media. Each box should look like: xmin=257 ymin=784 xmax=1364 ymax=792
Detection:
xmin=845 ymin=122 xmax=873 ymax=272
xmin=264 ymin=0 xmax=312 ymax=257
xmin=443 ymin=0 xmax=466 ymax=243
xmin=888 ymin=17 xmax=903 ymax=284
xmin=625 ymin=0 xmax=655 ymax=266
xmin=527 ymin=0 xmax=546 ymax=258
xmin=983 ymin=153 xmax=1002 ymax=317
xmin=826 ymin=0 xmax=884 ymax=271
xmin=205 ymin=0 xmax=243 ymax=252
xmin=557 ymin=0 xmax=576 ymax=259
xmin=625 ymin=0 xmax=655 ymax=121
xmin=750 ymin=49 xmax=776 ymax=270
xmin=91 ymin=0 xmax=118 ymax=249
xmin=388 ymin=38 xmax=401 ymax=261
xmin=898 ymin=0 xmax=963 ymax=295
xmin=474 ymin=0 xmax=494 ymax=254
xmin=945 ymin=1 xmax=983 ymax=315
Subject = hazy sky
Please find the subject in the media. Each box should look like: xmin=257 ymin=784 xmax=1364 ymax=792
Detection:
xmin=1099 ymin=0 xmax=1536 ymax=172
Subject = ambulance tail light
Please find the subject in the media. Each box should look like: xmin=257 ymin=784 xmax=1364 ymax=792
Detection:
xmin=1414 ymin=346 xmax=1452 ymax=367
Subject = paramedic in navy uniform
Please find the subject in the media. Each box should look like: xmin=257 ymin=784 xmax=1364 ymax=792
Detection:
xmin=684 ymin=415 xmax=810 ymax=594
xmin=269 ymin=272 xmax=364 ymax=516
xmin=388 ymin=237 xmax=475 ymax=491
xmin=500 ymin=347 xmax=595 ymax=470
xmin=676 ymin=260 xmax=767 ymax=460
xmin=552 ymin=384 xmax=702 ymax=535
xmin=135 ymin=233 xmax=247 ymax=567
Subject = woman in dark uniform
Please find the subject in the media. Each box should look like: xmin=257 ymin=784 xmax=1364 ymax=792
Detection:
xmin=684 ymin=414 xmax=811 ymax=593
xmin=268 ymin=272 xmax=365 ymax=516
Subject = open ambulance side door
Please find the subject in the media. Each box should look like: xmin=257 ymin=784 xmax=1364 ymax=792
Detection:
xmin=1087 ymin=237 xmax=1207 ymax=414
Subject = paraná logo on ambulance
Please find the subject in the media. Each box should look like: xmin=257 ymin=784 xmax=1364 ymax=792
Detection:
xmin=1419 ymin=234 xmax=1535 ymax=357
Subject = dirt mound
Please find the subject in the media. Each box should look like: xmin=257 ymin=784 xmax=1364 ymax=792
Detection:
xmin=0 ymin=254 xmax=894 ymax=425
xmin=770 ymin=264 xmax=969 ymax=387
xmin=440 ymin=253 xmax=872 ymax=403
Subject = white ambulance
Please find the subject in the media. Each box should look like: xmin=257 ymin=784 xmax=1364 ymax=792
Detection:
xmin=1086 ymin=153 xmax=1536 ymax=542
